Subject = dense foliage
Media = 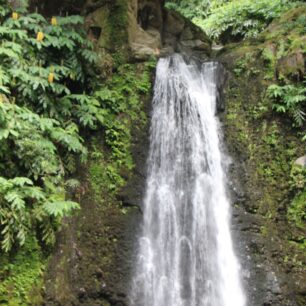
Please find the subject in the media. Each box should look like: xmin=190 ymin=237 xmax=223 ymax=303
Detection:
xmin=166 ymin=0 xmax=211 ymax=19
xmin=195 ymin=0 xmax=297 ymax=41
xmin=166 ymin=0 xmax=301 ymax=41
xmin=260 ymin=6 xmax=306 ymax=132
xmin=0 ymin=1 xmax=101 ymax=252
xmin=166 ymin=0 xmax=229 ymax=19
xmin=288 ymin=165 xmax=306 ymax=229
xmin=267 ymin=84 xmax=305 ymax=127
xmin=0 ymin=0 xmax=156 ymax=254
xmin=89 ymin=61 xmax=154 ymax=195
xmin=0 ymin=0 xmax=156 ymax=302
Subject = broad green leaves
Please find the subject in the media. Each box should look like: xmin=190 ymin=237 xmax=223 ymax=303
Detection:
xmin=43 ymin=201 xmax=80 ymax=217
xmin=0 ymin=3 xmax=98 ymax=252
xmin=267 ymin=84 xmax=306 ymax=127
xmin=167 ymin=0 xmax=299 ymax=41
xmin=166 ymin=0 xmax=213 ymax=19
xmin=0 ymin=176 xmax=79 ymax=251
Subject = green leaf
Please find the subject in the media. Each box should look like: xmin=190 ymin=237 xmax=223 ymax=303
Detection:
xmin=5 ymin=191 xmax=26 ymax=210
xmin=43 ymin=200 xmax=80 ymax=217
xmin=11 ymin=177 xmax=33 ymax=187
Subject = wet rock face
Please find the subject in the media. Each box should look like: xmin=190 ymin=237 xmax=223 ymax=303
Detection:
xmin=127 ymin=0 xmax=162 ymax=60
xmin=44 ymin=97 xmax=151 ymax=305
xmin=44 ymin=185 xmax=143 ymax=306
xmin=228 ymin=158 xmax=294 ymax=306
xmin=162 ymin=10 xmax=211 ymax=59
xmin=215 ymin=63 xmax=228 ymax=112
xmin=127 ymin=0 xmax=211 ymax=60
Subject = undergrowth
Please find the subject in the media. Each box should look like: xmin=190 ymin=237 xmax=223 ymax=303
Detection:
xmin=0 ymin=237 xmax=45 ymax=305
xmin=89 ymin=61 xmax=155 ymax=198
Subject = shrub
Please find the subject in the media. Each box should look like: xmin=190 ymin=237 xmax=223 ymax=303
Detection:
xmin=267 ymin=84 xmax=306 ymax=127
xmin=193 ymin=0 xmax=297 ymax=41
xmin=0 ymin=1 xmax=99 ymax=251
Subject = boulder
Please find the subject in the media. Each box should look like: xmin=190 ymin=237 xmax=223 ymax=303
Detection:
xmin=180 ymin=27 xmax=194 ymax=40
xmin=179 ymin=39 xmax=210 ymax=51
xmin=85 ymin=6 xmax=110 ymax=49
xmin=163 ymin=10 xmax=185 ymax=36
xmin=128 ymin=0 xmax=163 ymax=60
xmin=131 ymin=43 xmax=158 ymax=60
xmin=294 ymin=156 xmax=306 ymax=167
xmin=277 ymin=51 xmax=305 ymax=80
xmin=160 ymin=46 xmax=175 ymax=57
xmin=163 ymin=9 xmax=211 ymax=59
xmin=128 ymin=0 xmax=211 ymax=61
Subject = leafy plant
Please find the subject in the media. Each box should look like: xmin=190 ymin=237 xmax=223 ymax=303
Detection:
xmin=192 ymin=0 xmax=297 ymax=41
xmin=166 ymin=0 xmax=212 ymax=19
xmin=0 ymin=175 xmax=80 ymax=252
xmin=0 ymin=236 xmax=45 ymax=305
xmin=290 ymin=165 xmax=306 ymax=191
xmin=0 ymin=1 xmax=99 ymax=252
xmin=267 ymin=84 xmax=306 ymax=127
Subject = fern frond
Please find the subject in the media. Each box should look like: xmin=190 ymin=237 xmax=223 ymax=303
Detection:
xmin=43 ymin=200 xmax=80 ymax=217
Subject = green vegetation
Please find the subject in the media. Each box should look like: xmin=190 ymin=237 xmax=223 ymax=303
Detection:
xmin=90 ymin=61 xmax=155 ymax=197
xmin=166 ymin=0 xmax=213 ymax=19
xmin=0 ymin=1 xmax=103 ymax=252
xmin=0 ymin=0 xmax=304 ymax=303
xmin=0 ymin=0 xmax=155 ymax=301
xmin=45 ymin=60 xmax=155 ymax=305
xmin=260 ymin=7 xmax=305 ymax=136
xmin=0 ymin=236 xmax=45 ymax=305
xmin=166 ymin=0 xmax=303 ymax=41
xmin=288 ymin=190 xmax=306 ymax=229
xmin=195 ymin=0 xmax=298 ymax=41
xmin=0 ymin=0 xmax=105 ymax=301
xmin=226 ymin=5 xmax=306 ymax=139
xmin=267 ymin=84 xmax=305 ymax=127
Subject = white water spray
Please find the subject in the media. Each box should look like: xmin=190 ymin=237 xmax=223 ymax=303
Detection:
xmin=130 ymin=54 xmax=246 ymax=306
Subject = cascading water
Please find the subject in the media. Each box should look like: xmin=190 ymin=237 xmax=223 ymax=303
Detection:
xmin=130 ymin=54 xmax=246 ymax=306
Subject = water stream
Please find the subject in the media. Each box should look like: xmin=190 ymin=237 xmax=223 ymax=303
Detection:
xmin=130 ymin=54 xmax=246 ymax=306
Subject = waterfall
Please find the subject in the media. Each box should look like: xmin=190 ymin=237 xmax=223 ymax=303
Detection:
xmin=130 ymin=54 xmax=246 ymax=306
